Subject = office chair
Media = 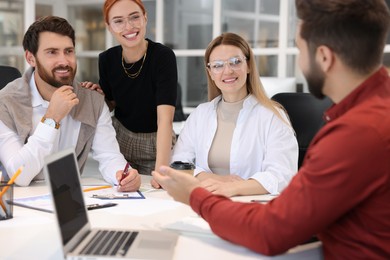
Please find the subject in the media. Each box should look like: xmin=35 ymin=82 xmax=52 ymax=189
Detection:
xmin=272 ymin=92 xmax=333 ymax=168
xmin=0 ymin=65 xmax=22 ymax=90
xmin=174 ymin=83 xmax=187 ymax=122
xmin=0 ymin=65 xmax=22 ymax=180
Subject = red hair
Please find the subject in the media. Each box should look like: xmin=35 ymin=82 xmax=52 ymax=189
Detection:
xmin=103 ymin=0 xmax=146 ymax=24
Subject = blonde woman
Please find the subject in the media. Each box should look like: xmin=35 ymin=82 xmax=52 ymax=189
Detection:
xmin=171 ymin=33 xmax=298 ymax=197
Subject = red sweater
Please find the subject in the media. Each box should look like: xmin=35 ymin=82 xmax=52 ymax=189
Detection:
xmin=190 ymin=67 xmax=390 ymax=259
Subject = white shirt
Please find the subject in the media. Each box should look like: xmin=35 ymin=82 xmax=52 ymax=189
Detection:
xmin=0 ymin=73 xmax=127 ymax=186
xmin=172 ymin=95 xmax=299 ymax=194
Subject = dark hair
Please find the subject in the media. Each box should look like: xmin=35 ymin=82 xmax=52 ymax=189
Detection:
xmin=22 ymin=16 xmax=75 ymax=55
xmin=295 ymin=0 xmax=390 ymax=74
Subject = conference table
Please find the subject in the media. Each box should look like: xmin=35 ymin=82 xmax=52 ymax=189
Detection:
xmin=0 ymin=168 xmax=322 ymax=260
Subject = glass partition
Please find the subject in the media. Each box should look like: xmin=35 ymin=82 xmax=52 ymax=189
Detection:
xmin=164 ymin=0 xmax=213 ymax=49
xmin=177 ymin=56 xmax=208 ymax=107
xmin=68 ymin=4 xmax=106 ymax=52
xmin=222 ymin=0 xmax=280 ymax=49
xmin=76 ymin=57 xmax=99 ymax=83
xmin=287 ymin=1 xmax=297 ymax=48
xmin=0 ymin=0 xmax=24 ymax=71
xmin=2 ymin=0 xmax=390 ymax=107
xmin=256 ymin=55 xmax=278 ymax=77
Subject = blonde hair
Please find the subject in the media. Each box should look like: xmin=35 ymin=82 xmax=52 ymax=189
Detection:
xmin=204 ymin=32 xmax=290 ymax=125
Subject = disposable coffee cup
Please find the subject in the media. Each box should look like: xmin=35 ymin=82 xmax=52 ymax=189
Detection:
xmin=0 ymin=182 xmax=14 ymax=221
xmin=170 ymin=161 xmax=195 ymax=175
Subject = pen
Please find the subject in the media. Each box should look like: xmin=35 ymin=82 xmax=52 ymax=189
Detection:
xmin=119 ymin=162 xmax=130 ymax=184
xmin=87 ymin=202 xmax=117 ymax=211
xmin=0 ymin=166 xmax=24 ymax=212
xmin=83 ymin=185 xmax=112 ymax=192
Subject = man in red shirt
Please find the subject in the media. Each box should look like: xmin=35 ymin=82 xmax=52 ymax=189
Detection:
xmin=153 ymin=0 xmax=390 ymax=258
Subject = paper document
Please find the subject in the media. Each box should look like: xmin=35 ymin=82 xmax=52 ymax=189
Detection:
xmin=84 ymin=186 xmax=145 ymax=199
xmin=11 ymin=187 xmax=142 ymax=212
xmin=11 ymin=194 xmax=54 ymax=213
xmin=11 ymin=194 xmax=106 ymax=213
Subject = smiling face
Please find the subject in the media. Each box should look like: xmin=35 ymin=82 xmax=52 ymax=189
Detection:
xmin=26 ymin=31 xmax=77 ymax=88
xmin=107 ymin=0 xmax=147 ymax=49
xmin=207 ymin=45 xmax=249 ymax=102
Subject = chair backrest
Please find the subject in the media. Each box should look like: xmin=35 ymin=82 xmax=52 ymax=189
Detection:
xmin=0 ymin=65 xmax=22 ymax=90
xmin=174 ymin=83 xmax=187 ymax=122
xmin=272 ymin=92 xmax=333 ymax=168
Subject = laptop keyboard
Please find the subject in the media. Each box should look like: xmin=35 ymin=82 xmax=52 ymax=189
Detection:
xmin=80 ymin=230 xmax=139 ymax=256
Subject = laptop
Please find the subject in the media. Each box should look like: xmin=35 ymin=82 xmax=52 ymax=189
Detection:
xmin=43 ymin=148 xmax=178 ymax=260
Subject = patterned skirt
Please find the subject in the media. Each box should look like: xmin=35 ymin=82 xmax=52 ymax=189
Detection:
xmin=112 ymin=116 xmax=175 ymax=175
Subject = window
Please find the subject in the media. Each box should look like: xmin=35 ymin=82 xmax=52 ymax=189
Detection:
xmin=0 ymin=0 xmax=24 ymax=70
xmin=1 ymin=0 xmax=390 ymax=107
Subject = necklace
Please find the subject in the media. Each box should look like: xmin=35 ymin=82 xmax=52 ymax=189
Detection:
xmin=121 ymin=47 xmax=147 ymax=79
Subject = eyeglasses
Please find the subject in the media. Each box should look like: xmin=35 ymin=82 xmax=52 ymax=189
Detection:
xmin=110 ymin=14 xmax=143 ymax=32
xmin=207 ymin=56 xmax=247 ymax=74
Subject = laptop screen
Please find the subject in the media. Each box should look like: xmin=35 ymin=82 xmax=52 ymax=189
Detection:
xmin=46 ymin=151 xmax=88 ymax=245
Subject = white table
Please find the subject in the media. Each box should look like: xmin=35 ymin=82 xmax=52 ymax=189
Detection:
xmin=0 ymin=175 xmax=322 ymax=260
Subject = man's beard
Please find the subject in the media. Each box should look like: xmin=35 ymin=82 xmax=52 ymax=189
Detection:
xmin=36 ymin=59 xmax=76 ymax=88
xmin=304 ymin=54 xmax=325 ymax=99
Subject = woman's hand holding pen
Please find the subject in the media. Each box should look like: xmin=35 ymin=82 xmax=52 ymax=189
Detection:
xmin=116 ymin=164 xmax=141 ymax=192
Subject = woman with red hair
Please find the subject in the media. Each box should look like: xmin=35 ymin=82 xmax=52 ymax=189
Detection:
xmin=98 ymin=0 xmax=178 ymax=188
